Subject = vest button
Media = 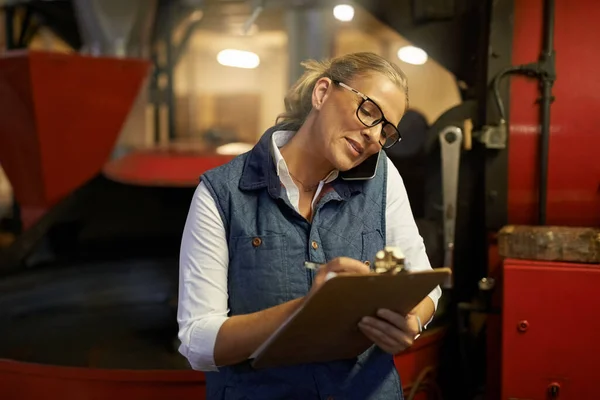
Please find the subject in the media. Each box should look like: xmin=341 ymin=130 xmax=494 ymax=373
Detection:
xmin=364 ymin=260 xmax=371 ymax=267
xmin=311 ymin=241 xmax=319 ymax=250
xmin=252 ymin=237 xmax=262 ymax=247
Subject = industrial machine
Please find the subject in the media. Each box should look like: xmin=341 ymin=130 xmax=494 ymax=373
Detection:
xmin=0 ymin=0 xmax=599 ymax=399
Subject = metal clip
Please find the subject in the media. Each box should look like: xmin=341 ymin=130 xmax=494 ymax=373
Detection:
xmin=374 ymin=246 xmax=405 ymax=274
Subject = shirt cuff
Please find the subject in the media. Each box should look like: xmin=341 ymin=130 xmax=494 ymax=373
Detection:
xmin=179 ymin=315 xmax=229 ymax=372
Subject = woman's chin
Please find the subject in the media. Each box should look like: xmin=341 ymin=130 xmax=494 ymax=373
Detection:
xmin=332 ymin=156 xmax=361 ymax=172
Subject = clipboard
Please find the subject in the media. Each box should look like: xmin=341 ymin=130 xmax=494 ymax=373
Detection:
xmin=250 ymin=267 xmax=450 ymax=369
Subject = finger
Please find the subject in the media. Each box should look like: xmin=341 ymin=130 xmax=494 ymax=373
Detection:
xmin=326 ymin=257 xmax=370 ymax=274
xmin=358 ymin=323 xmax=398 ymax=353
xmin=376 ymin=309 xmax=420 ymax=337
xmin=358 ymin=323 xmax=410 ymax=354
xmin=360 ymin=316 xmax=413 ymax=348
xmin=376 ymin=309 xmax=409 ymax=331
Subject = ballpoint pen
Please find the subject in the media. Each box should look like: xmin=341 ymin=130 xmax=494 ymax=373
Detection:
xmin=304 ymin=261 xmax=324 ymax=271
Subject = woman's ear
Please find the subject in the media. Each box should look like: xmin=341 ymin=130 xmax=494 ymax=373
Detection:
xmin=312 ymin=77 xmax=332 ymax=110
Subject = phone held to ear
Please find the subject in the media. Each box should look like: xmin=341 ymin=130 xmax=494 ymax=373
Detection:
xmin=340 ymin=151 xmax=380 ymax=181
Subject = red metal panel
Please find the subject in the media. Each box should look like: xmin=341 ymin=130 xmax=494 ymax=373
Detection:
xmin=0 ymin=331 xmax=444 ymax=399
xmin=508 ymin=0 xmax=600 ymax=227
xmin=502 ymin=259 xmax=600 ymax=399
xmin=0 ymin=52 xmax=45 ymax=208
xmin=394 ymin=327 xmax=445 ymax=399
xmin=103 ymin=150 xmax=236 ymax=187
xmin=0 ymin=360 xmax=207 ymax=400
xmin=0 ymin=50 xmax=150 ymax=208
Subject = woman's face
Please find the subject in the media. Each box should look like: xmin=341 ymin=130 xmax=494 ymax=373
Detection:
xmin=311 ymin=73 xmax=406 ymax=171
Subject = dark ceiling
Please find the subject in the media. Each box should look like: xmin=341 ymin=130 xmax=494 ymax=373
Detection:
xmin=3 ymin=0 xmax=490 ymax=89
xmin=356 ymin=0 xmax=490 ymax=90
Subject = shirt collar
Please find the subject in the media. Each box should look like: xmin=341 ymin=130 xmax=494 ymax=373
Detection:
xmin=239 ymin=125 xmax=363 ymax=201
xmin=271 ymin=130 xmax=339 ymax=183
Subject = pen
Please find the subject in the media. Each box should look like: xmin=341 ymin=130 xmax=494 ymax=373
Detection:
xmin=304 ymin=261 xmax=339 ymax=282
xmin=304 ymin=261 xmax=325 ymax=271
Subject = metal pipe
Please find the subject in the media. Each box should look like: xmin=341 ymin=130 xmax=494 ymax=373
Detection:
xmin=542 ymin=0 xmax=555 ymax=55
xmin=538 ymin=0 xmax=555 ymax=225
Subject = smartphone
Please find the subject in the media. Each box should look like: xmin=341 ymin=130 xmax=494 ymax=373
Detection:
xmin=340 ymin=151 xmax=381 ymax=181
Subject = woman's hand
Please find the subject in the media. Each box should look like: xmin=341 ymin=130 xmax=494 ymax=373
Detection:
xmin=358 ymin=309 xmax=421 ymax=354
xmin=308 ymin=257 xmax=370 ymax=298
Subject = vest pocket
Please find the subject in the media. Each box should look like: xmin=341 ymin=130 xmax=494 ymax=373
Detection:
xmin=228 ymin=234 xmax=289 ymax=313
xmin=230 ymin=234 xmax=286 ymax=266
xmin=361 ymin=230 xmax=384 ymax=266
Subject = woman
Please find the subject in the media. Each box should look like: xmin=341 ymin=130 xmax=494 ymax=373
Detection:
xmin=177 ymin=52 xmax=442 ymax=399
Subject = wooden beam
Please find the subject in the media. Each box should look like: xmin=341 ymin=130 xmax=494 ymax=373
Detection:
xmin=498 ymin=225 xmax=600 ymax=263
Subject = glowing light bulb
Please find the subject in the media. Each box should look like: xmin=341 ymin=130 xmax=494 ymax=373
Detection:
xmin=217 ymin=49 xmax=260 ymax=69
xmin=397 ymin=46 xmax=428 ymax=65
xmin=333 ymin=4 xmax=354 ymax=22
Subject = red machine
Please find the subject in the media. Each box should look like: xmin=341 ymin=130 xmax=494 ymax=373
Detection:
xmin=0 ymin=51 xmax=150 ymax=228
xmin=497 ymin=0 xmax=600 ymax=399
xmin=502 ymin=259 xmax=600 ymax=399
xmin=508 ymin=0 xmax=599 ymax=227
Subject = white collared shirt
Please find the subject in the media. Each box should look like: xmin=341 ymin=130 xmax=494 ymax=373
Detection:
xmin=271 ymin=130 xmax=339 ymax=211
xmin=177 ymin=131 xmax=442 ymax=371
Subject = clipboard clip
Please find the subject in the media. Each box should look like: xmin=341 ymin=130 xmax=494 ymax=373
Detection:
xmin=374 ymin=246 xmax=405 ymax=274
xmin=304 ymin=246 xmax=406 ymax=275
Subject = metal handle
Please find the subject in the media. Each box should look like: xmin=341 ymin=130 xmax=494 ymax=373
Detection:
xmin=439 ymin=126 xmax=463 ymax=288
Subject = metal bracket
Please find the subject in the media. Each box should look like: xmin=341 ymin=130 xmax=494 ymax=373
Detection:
xmin=439 ymin=126 xmax=463 ymax=288
xmin=475 ymin=119 xmax=507 ymax=149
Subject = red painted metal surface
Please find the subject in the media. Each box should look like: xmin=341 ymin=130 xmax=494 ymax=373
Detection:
xmin=489 ymin=3 xmax=600 ymax=397
xmin=502 ymin=259 xmax=600 ymax=400
xmin=0 ymin=50 xmax=150 ymax=209
xmin=103 ymin=150 xmax=235 ymax=187
xmin=0 ymin=329 xmax=444 ymax=400
xmin=0 ymin=360 xmax=207 ymax=400
xmin=394 ymin=328 xmax=445 ymax=400
xmin=508 ymin=0 xmax=600 ymax=227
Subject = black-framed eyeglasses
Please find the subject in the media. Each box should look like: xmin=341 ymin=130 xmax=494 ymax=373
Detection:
xmin=333 ymin=80 xmax=402 ymax=149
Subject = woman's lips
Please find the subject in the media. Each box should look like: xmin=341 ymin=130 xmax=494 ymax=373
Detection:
xmin=345 ymin=137 xmax=364 ymax=157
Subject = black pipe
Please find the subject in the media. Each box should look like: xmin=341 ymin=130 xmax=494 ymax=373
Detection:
xmin=542 ymin=0 xmax=555 ymax=53
xmin=538 ymin=0 xmax=556 ymax=225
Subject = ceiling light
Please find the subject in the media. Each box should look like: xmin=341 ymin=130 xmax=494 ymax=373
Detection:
xmin=397 ymin=46 xmax=428 ymax=65
xmin=333 ymin=4 xmax=354 ymax=22
xmin=217 ymin=49 xmax=260 ymax=69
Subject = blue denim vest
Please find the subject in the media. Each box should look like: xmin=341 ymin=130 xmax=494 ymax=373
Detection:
xmin=200 ymin=127 xmax=403 ymax=400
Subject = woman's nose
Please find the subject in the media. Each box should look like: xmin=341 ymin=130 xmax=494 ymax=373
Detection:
xmin=361 ymin=124 xmax=383 ymax=145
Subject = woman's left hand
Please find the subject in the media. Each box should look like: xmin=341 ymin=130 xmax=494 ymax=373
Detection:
xmin=358 ymin=308 xmax=420 ymax=354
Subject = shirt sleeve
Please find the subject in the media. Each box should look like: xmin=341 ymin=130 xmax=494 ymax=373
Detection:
xmin=384 ymin=158 xmax=442 ymax=326
xmin=177 ymin=181 xmax=230 ymax=371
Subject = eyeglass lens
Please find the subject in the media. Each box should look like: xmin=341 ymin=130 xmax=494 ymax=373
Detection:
xmin=357 ymin=100 xmax=400 ymax=148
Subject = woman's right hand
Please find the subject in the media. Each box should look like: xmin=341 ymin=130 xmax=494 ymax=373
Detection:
xmin=308 ymin=257 xmax=371 ymax=298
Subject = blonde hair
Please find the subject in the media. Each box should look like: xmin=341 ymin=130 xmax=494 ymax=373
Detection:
xmin=276 ymin=52 xmax=409 ymax=130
